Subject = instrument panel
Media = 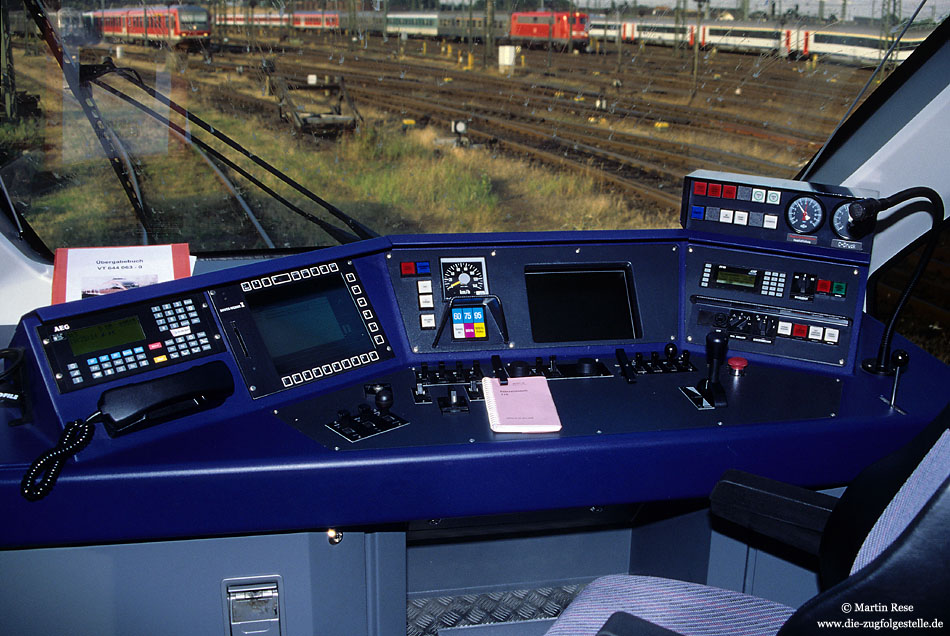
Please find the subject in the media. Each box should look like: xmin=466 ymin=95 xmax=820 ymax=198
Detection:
xmin=16 ymin=171 xmax=880 ymax=448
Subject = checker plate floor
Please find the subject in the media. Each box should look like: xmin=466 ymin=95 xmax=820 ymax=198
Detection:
xmin=407 ymin=584 xmax=583 ymax=635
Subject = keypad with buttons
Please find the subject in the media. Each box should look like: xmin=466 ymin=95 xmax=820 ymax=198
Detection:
xmin=42 ymin=292 xmax=224 ymax=394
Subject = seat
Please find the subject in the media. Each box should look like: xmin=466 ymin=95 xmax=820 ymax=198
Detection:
xmin=544 ymin=402 xmax=950 ymax=636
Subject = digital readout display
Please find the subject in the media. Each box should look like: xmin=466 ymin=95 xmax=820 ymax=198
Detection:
xmin=246 ymin=274 xmax=372 ymax=376
xmin=66 ymin=316 xmax=146 ymax=357
xmin=714 ymin=267 xmax=758 ymax=290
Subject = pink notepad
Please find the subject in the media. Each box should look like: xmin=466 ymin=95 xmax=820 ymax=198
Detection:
xmin=482 ymin=376 xmax=562 ymax=433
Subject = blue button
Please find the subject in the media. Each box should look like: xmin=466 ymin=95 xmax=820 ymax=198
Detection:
xmin=691 ymin=205 xmax=705 ymax=220
xmin=416 ymin=261 xmax=431 ymax=274
xmin=473 ymin=308 xmax=484 ymax=321
xmin=462 ymin=308 xmax=474 ymax=322
xmin=110 ymin=352 xmax=122 ymax=360
xmin=87 ymin=358 xmax=98 ymax=365
xmin=122 ymin=349 xmax=133 ymax=357
xmin=98 ymin=355 xmax=110 ymax=363
xmin=133 ymin=347 xmax=144 ymax=354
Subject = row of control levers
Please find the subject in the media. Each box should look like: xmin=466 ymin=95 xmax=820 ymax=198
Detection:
xmin=413 ymin=348 xmax=696 ymax=413
xmin=614 ymin=343 xmax=695 ymax=384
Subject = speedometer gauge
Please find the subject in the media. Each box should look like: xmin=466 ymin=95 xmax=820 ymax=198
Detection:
xmin=786 ymin=196 xmax=825 ymax=234
xmin=441 ymin=257 xmax=489 ymax=299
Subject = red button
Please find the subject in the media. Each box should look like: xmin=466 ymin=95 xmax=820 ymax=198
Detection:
xmin=722 ymin=185 xmax=737 ymax=199
xmin=792 ymin=324 xmax=808 ymax=338
xmin=816 ymin=279 xmax=832 ymax=293
xmin=148 ymin=342 xmax=163 ymax=350
xmin=693 ymin=181 xmax=708 ymax=196
xmin=400 ymin=262 xmax=416 ymax=276
xmin=708 ymin=183 xmax=722 ymax=197
xmin=727 ymin=357 xmax=748 ymax=371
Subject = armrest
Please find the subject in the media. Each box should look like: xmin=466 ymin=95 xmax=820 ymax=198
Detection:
xmin=710 ymin=469 xmax=839 ymax=556
xmin=596 ymin=612 xmax=680 ymax=636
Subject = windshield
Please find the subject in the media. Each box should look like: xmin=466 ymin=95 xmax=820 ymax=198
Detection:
xmin=1 ymin=1 xmax=946 ymax=253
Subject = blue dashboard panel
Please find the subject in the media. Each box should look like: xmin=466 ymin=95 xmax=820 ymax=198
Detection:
xmin=2 ymin=173 xmax=949 ymax=550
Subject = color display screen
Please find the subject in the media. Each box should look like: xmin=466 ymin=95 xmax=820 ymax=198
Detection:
xmin=525 ymin=267 xmax=639 ymax=343
xmin=245 ymin=274 xmax=372 ymax=376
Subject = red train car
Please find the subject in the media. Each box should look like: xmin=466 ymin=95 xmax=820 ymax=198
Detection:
xmin=292 ymin=12 xmax=340 ymax=30
xmin=509 ymin=11 xmax=589 ymax=49
xmin=87 ymin=5 xmax=210 ymax=48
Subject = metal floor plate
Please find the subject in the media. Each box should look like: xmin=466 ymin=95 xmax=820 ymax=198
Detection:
xmin=407 ymin=584 xmax=583 ymax=635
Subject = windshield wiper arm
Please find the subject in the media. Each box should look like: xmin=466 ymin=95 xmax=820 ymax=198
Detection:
xmin=107 ymin=62 xmax=378 ymax=242
xmin=92 ymin=77 xmax=359 ymax=246
xmin=20 ymin=0 xmax=154 ymax=240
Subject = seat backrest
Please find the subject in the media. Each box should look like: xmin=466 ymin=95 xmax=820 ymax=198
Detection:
xmin=778 ymin=407 xmax=950 ymax=635
xmin=817 ymin=401 xmax=950 ymax=587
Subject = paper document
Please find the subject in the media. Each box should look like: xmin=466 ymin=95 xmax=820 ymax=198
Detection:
xmin=482 ymin=375 xmax=562 ymax=434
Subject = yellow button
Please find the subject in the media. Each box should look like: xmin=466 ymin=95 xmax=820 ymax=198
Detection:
xmin=153 ymin=355 xmax=168 ymax=363
xmin=474 ymin=323 xmax=486 ymax=338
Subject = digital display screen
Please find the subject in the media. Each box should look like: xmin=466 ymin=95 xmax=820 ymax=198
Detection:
xmin=66 ymin=316 xmax=146 ymax=357
xmin=525 ymin=267 xmax=639 ymax=343
xmin=245 ymin=274 xmax=373 ymax=376
xmin=714 ymin=267 xmax=758 ymax=290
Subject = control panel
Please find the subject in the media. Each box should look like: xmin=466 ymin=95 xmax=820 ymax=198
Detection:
xmin=15 ymin=171 xmax=882 ymax=454
xmin=210 ymin=258 xmax=395 ymax=398
xmin=681 ymin=170 xmax=878 ymax=256
xmin=389 ymin=243 xmax=678 ymax=354
xmin=38 ymin=292 xmax=225 ymax=393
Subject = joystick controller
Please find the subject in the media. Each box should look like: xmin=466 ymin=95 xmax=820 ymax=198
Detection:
xmin=696 ymin=331 xmax=728 ymax=408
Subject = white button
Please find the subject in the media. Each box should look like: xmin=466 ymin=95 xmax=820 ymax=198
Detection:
xmin=719 ymin=209 xmax=734 ymax=223
xmin=369 ymin=351 xmax=380 ymax=361
xmin=763 ymin=215 xmax=779 ymax=229
xmin=777 ymin=321 xmax=793 ymax=336
xmin=420 ymin=314 xmax=437 ymax=329
xmin=766 ymin=190 xmax=782 ymax=205
xmin=752 ymin=188 xmax=766 ymax=202
xmin=453 ymin=324 xmax=466 ymax=338
xmin=418 ymin=294 xmax=434 ymax=309
xmin=824 ymin=328 xmax=840 ymax=344
xmin=808 ymin=325 xmax=824 ymax=340
xmin=345 ymin=272 xmax=356 ymax=282
xmin=417 ymin=280 xmax=433 ymax=294
xmin=733 ymin=210 xmax=748 ymax=225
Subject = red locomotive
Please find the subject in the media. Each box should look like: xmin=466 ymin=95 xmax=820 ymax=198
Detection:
xmin=87 ymin=4 xmax=210 ymax=48
xmin=508 ymin=11 xmax=589 ymax=49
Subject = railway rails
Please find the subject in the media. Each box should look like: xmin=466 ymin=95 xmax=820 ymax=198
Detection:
xmin=61 ymin=35 xmax=852 ymax=211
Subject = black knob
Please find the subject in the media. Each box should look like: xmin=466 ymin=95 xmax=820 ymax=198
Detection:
xmin=374 ymin=387 xmax=394 ymax=414
xmin=706 ymin=331 xmax=728 ymax=366
xmin=337 ymin=409 xmax=352 ymax=424
xmin=680 ymin=350 xmax=691 ymax=365
xmin=508 ymin=360 xmax=531 ymax=377
xmin=576 ymin=357 xmax=598 ymax=376
xmin=891 ymin=349 xmax=910 ymax=371
xmin=664 ymin=343 xmax=678 ymax=360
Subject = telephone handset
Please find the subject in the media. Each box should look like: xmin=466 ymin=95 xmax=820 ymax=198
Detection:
xmin=21 ymin=361 xmax=234 ymax=500
xmin=98 ymin=360 xmax=234 ymax=437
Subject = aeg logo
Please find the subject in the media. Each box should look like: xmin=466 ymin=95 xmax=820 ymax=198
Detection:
xmin=53 ymin=324 xmax=70 ymax=332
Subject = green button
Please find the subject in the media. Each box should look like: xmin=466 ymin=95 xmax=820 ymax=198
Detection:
xmin=832 ymin=282 xmax=847 ymax=296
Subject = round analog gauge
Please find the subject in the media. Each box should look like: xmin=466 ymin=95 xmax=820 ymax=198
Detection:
xmin=832 ymin=203 xmax=856 ymax=240
xmin=441 ymin=257 xmax=489 ymax=298
xmin=786 ymin=196 xmax=825 ymax=234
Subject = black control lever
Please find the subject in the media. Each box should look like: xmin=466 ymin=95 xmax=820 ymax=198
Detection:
xmin=491 ymin=355 xmax=508 ymax=385
xmin=615 ymin=349 xmax=636 ymax=384
xmin=696 ymin=331 xmax=728 ymax=408
xmin=888 ymin=349 xmax=909 ymax=410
